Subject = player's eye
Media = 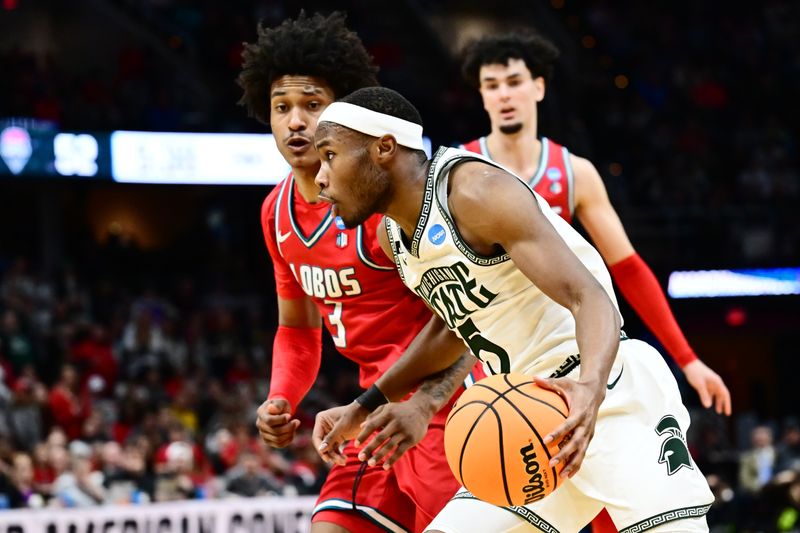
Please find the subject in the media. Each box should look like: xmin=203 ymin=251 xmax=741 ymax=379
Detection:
xmin=325 ymin=151 xmax=335 ymax=161
xmin=308 ymin=101 xmax=321 ymax=110
xmin=274 ymin=103 xmax=288 ymax=113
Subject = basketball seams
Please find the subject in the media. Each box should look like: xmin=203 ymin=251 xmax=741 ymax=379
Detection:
xmin=499 ymin=375 xmax=562 ymax=492
xmin=472 ymin=380 xmax=569 ymax=419
xmin=454 ymin=401 xmax=496 ymax=494
xmin=445 ymin=374 xmax=570 ymax=506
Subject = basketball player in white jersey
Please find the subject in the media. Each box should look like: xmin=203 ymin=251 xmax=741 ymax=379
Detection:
xmin=311 ymin=87 xmax=714 ymax=532
xmin=458 ymin=31 xmax=730 ymax=419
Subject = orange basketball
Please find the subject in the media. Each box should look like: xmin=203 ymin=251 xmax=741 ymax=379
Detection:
xmin=444 ymin=373 xmax=569 ymax=507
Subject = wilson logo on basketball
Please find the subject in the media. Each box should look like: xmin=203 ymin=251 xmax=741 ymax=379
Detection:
xmin=519 ymin=442 xmax=547 ymax=503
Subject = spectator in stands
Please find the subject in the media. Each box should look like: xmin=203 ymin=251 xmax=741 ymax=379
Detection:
xmin=776 ymin=420 xmax=800 ymax=473
xmin=53 ymin=441 xmax=106 ymax=507
xmin=225 ymin=451 xmax=281 ymax=497
xmin=48 ymin=364 xmax=91 ymax=440
xmin=741 ymin=425 xmax=778 ymax=494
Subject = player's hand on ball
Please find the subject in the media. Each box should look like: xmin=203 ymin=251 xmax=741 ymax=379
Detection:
xmin=356 ymin=397 xmax=433 ymax=469
xmin=533 ymin=376 xmax=605 ymax=479
xmin=256 ymin=398 xmax=300 ymax=448
xmin=314 ymin=402 xmax=369 ymax=465
xmin=682 ymin=360 xmax=732 ymax=416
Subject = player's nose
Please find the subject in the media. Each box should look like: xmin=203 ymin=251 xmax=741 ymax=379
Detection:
xmin=314 ymin=166 xmax=328 ymax=189
xmin=288 ymin=108 xmax=306 ymax=130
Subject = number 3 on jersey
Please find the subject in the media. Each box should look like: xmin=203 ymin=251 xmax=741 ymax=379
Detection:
xmin=324 ymin=300 xmax=347 ymax=348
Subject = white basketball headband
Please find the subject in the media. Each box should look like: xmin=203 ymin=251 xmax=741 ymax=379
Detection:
xmin=318 ymin=101 xmax=424 ymax=151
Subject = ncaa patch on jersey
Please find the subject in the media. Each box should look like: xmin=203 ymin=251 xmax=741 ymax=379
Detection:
xmin=334 ymin=216 xmax=346 ymax=230
xmin=546 ymin=167 xmax=562 ymax=181
xmin=428 ymin=224 xmax=446 ymax=246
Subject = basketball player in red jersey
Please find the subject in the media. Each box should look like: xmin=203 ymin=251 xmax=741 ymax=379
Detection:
xmin=238 ymin=12 xmax=479 ymax=533
xmin=457 ymin=30 xmax=730 ymax=533
xmin=459 ymin=31 xmax=731 ymax=413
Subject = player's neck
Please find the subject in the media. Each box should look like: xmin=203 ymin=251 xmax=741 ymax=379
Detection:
xmin=384 ymin=159 xmax=430 ymax=239
xmin=292 ymin=166 xmax=323 ymax=204
xmin=486 ymin=126 xmax=542 ymax=179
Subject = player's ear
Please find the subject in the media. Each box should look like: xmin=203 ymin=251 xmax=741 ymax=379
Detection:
xmin=533 ymin=76 xmax=546 ymax=103
xmin=374 ymin=134 xmax=398 ymax=164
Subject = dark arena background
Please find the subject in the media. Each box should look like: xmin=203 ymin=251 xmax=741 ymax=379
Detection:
xmin=0 ymin=1 xmax=798 ymax=532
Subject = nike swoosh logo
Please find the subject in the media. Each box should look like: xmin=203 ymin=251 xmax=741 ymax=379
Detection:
xmin=607 ymin=364 xmax=624 ymax=390
xmin=277 ymin=230 xmax=292 ymax=243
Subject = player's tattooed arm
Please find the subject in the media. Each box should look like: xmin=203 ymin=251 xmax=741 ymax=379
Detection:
xmin=413 ymin=349 xmax=475 ymax=415
xmin=353 ymin=350 xmax=476 ymax=469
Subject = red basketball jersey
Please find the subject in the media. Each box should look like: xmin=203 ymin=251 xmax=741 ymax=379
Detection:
xmin=262 ymin=174 xmax=433 ymax=389
xmin=460 ymin=137 xmax=575 ymax=224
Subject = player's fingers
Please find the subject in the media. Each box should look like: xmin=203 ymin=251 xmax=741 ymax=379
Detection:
xmin=697 ymin=383 xmax=712 ymax=409
xmin=358 ymin=423 xmax=396 ymax=461
xmin=533 ymin=376 xmax=571 ymax=407
xmin=544 ymin=413 xmax=579 ymax=446
xmin=550 ymin=425 xmax=587 ymax=471
xmin=367 ymin=434 xmax=403 ymax=467
xmin=560 ymin=434 xmax=590 ymax=478
xmin=382 ymin=441 xmax=413 ymax=469
xmin=258 ymin=418 xmax=296 ymax=439
xmin=318 ymin=418 xmax=343 ymax=453
xmin=355 ymin=412 xmax=388 ymax=447
xmin=716 ymin=383 xmax=732 ymax=416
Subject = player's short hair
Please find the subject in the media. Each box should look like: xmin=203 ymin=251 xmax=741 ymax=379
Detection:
xmin=339 ymin=87 xmax=426 ymax=160
xmin=461 ymin=30 xmax=560 ymax=89
xmin=237 ymin=11 xmax=379 ymax=124
xmin=340 ymin=87 xmax=423 ymax=126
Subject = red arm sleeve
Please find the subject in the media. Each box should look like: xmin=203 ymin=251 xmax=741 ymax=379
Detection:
xmin=260 ymin=189 xmax=323 ymax=410
xmin=609 ymin=253 xmax=698 ymax=367
xmin=261 ymin=191 xmax=306 ymax=299
xmin=268 ymin=325 xmax=323 ymax=411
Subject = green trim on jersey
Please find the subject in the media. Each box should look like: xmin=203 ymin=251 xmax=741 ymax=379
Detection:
xmin=287 ymin=176 xmax=334 ymax=248
xmin=618 ymin=504 xmax=712 ymax=533
xmin=356 ymin=225 xmax=394 ymax=271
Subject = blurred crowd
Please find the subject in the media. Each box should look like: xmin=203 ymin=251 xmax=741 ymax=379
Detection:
xmin=690 ymin=411 xmax=800 ymax=532
xmin=0 ymin=256 xmax=341 ymax=509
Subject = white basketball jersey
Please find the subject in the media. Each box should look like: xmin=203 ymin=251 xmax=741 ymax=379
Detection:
xmin=385 ymin=147 xmax=621 ymax=375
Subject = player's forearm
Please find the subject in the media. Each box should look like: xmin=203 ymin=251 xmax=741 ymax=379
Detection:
xmin=609 ymin=253 xmax=697 ymax=367
xmin=376 ymin=315 xmax=466 ymax=401
xmin=269 ymin=325 xmax=323 ymax=411
xmin=572 ymin=286 xmax=620 ymax=390
xmin=410 ymin=350 xmax=476 ymax=417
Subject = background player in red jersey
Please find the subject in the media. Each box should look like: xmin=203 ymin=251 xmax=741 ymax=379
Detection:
xmin=238 ymin=12 xmax=477 ymax=533
xmin=458 ymin=30 xmax=730 ymax=415
xmin=457 ymin=30 xmax=731 ymax=533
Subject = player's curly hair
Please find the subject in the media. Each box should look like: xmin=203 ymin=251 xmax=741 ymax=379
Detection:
xmin=461 ymin=30 xmax=560 ymax=89
xmin=237 ymin=11 xmax=379 ymax=124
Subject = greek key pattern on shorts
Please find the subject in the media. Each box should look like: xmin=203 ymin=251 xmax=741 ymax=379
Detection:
xmin=450 ymin=492 xmax=560 ymax=533
xmin=618 ymin=503 xmax=712 ymax=533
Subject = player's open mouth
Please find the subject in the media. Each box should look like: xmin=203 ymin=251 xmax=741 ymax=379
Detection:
xmin=286 ymin=136 xmax=311 ymax=153
xmin=500 ymin=107 xmax=516 ymax=118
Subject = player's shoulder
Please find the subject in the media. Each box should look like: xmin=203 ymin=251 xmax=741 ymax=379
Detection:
xmin=261 ymin=176 xmax=291 ymax=219
xmin=448 ymin=159 xmax=517 ymax=212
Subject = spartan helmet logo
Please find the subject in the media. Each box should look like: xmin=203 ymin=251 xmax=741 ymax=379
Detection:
xmin=655 ymin=415 xmax=694 ymax=475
